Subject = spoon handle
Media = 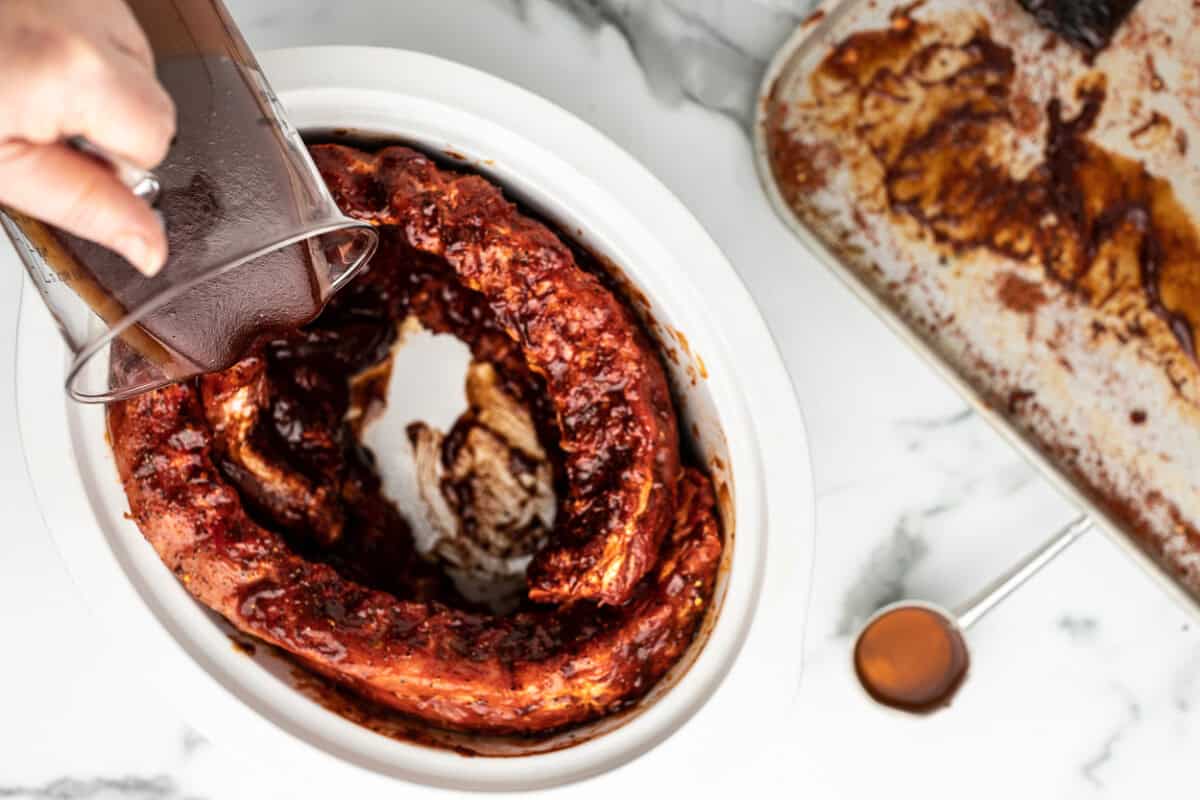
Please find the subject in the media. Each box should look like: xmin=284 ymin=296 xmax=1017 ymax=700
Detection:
xmin=954 ymin=515 xmax=1092 ymax=630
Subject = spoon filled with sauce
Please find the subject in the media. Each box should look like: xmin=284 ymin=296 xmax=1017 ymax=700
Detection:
xmin=853 ymin=515 xmax=1092 ymax=713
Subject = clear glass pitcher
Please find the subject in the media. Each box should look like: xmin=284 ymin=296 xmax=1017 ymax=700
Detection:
xmin=0 ymin=0 xmax=378 ymax=402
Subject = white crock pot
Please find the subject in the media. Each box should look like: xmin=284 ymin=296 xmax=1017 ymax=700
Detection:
xmin=14 ymin=46 xmax=814 ymax=793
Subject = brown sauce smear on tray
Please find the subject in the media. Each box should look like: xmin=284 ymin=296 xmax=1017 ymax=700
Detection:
xmin=997 ymin=273 xmax=1048 ymax=314
xmin=774 ymin=7 xmax=1200 ymax=371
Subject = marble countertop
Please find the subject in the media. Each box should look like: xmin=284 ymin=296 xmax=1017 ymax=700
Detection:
xmin=2 ymin=1 xmax=1198 ymax=797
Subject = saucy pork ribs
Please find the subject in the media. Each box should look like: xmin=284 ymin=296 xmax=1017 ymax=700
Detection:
xmin=107 ymin=144 xmax=723 ymax=734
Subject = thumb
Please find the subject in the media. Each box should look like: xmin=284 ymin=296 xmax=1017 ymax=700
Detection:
xmin=0 ymin=140 xmax=167 ymax=276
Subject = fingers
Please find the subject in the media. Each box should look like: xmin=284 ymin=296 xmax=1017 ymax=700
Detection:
xmin=0 ymin=0 xmax=175 ymax=272
xmin=0 ymin=6 xmax=176 ymax=170
xmin=0 ymin=140 xmax=166 ymax=275
xmin=62 ymin=49 xmax=176 ymax=169
xmin=68 ymin=0 xmax=174 ymax=168
xmin=102 ymin=5 xmax=156 ymax=71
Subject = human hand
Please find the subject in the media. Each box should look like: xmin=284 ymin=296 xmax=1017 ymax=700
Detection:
xmin=0 ymin=0 xmax=176 ymax=276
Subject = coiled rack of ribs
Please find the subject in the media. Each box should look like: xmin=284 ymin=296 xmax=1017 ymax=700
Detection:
xmin=106 ymin=144 xmax=723 ymax=734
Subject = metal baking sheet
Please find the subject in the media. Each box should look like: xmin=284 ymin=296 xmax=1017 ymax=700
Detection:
xmin=755 ymin=0 xmax=1200 ymax=614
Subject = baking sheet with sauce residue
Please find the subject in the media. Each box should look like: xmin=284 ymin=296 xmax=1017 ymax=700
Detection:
xmin=759 ymin=0 xmax=1200 ymax=607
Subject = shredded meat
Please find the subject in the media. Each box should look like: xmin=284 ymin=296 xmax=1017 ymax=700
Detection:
xmin=106 ymin=145 xmax=721 ymax=734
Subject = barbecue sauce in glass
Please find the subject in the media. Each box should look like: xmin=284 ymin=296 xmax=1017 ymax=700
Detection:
xmin=19 ymin=0 xmax=346 ymax=383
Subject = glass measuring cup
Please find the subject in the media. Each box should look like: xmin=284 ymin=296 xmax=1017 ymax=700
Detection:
xmin=0 ymin=0 xmax=377 ymax=402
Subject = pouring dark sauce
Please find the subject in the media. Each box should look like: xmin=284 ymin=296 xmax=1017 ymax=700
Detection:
xmin=0 ymin=1 xmax=374 ymax=397
xmin=52 ymin=52 xmax=330 ymax=376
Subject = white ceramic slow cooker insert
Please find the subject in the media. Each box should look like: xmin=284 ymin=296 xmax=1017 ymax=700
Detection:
xmin=14 ymin=47 xmax=814 ymax=793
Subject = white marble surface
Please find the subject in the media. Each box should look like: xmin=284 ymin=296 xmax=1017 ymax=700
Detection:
xmin=2 ymin=1 xmax=1199 ymax=797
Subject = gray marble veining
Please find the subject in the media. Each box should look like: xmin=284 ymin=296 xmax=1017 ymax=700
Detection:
xmin=179 ymin=728 xmax=207 ymax=757
xmin=831 ymin=407 xmax=1042 ymax=635
xmin=0 ymin=776 xmax=192 ymax=800
xmin=1056 ymin=614 xmax=1101 ymax=642
xmin=1170 ymin=646 xmax=1200 ymax=713
xmin=892 ymin=411 xmax=1035 ymax=501
xmin=1080 ymin=687 xmax=1142 ymax=788
xmin=495 ymin=0 xmax=817 ymax=127
xmin=836 ymin=515 xmax=929 ymax=635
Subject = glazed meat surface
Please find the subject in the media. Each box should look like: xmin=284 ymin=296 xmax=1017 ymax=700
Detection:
xmin=107 ymin=145 xmax=721 ymax=734
xmin=109 ymin=383 xmax=718 ymax=732
xmin=311 ymin=145 xmax=682 ymax=607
